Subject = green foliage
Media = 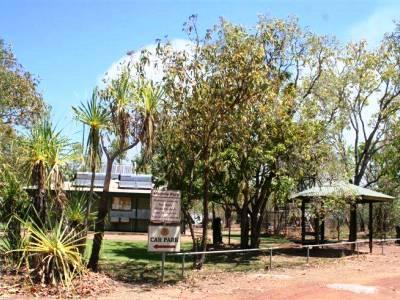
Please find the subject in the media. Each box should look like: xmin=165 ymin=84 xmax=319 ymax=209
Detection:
xmin=65 ymin=192 xmax=96 ymax=228
xmin=0 ymin=164 xmax=29 ymax=262
xmin=20 ymin=116 xmax=79 ymax=209
xmin=307 ymin=187 xmax=357 ymax=218
xmin=15 ymin=215 xmax=86 ymax=286
xmin=0 ymin=39 xmax=45 ymax=127
xmin=72 ymin=87 xmax=110 ymax=170
xmin=21 ymin=117 xmax=75 ymax=179
xmin=152 ymin=16 xmax=337 ymax=249
xmin=88 ymin=62 xmax=162 ymax=271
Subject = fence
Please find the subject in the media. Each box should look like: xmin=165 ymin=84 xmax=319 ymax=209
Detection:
xmin=162 ymin=238 xmax=400 ymax=283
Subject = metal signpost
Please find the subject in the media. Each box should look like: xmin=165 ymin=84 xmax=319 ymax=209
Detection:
xmin=148 ymin=190 xmax=181 ymax=283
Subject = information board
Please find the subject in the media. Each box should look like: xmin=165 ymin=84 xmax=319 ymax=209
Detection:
xmin=150 ymin=190 xmax=181 ymax=223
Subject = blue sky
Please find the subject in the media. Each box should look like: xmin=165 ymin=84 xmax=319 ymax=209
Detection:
xmin=1 ymin=0 xmax=399 ymax=142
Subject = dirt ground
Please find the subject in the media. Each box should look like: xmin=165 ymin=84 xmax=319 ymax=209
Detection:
xmin=97 ymin=244 xmax=400 ymax=300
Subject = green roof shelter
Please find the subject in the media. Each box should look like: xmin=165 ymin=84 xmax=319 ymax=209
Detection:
xmin=290 ymin=181 xmax=394 ymax=253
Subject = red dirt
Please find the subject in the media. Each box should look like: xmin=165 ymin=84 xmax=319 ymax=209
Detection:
xmin=96 ymin=244 xmax=400 ymax=300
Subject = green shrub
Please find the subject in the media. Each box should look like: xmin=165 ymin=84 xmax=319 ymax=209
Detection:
xmin=15 ymin=215 xmax=86 ymax=286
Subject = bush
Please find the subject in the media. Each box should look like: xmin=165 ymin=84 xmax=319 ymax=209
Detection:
xmin=15 ymin=215 xmax=86 ymax=286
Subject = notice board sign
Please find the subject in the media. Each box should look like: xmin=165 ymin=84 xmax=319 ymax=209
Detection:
xmin=150 ymin=190 xmax=181 ymax=224
xmin=148 ymin=225 xmax=181 ymax=252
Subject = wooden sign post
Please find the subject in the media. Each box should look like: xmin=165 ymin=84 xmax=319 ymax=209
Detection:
xmin=148 ymin=190 xmax=181 ymax=282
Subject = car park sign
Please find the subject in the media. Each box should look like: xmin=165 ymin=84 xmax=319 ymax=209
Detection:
xmin=148 ymin=225 xmax=181 ymax=252
xmin=148 ymin=190 xmax=181 ymax=253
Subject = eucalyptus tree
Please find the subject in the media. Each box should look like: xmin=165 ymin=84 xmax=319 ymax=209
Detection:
xmin=0 ymin=39 xmax=44 ymax=128
xmin=316 ymin=35 xmax=400 ymax=241
xmin=156 ymin=15 xmax=274 ymax=264
xmin=72 ymin=88 xmax=110 ymax=226
xmin=155 ymin=16 xmax=336 ymax=259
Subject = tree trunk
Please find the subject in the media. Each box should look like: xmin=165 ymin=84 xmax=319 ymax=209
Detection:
xmin=349 ymin=177 xmax=361 ymax=245
xmin=33 ymin=161 xmax=46 ymax=226
xmin=224 ymin=205 xmax=232 ymax=228
xmin=5 ymin=195 xmax=21 ymax=261
xmin=250 ymin=199 xmax=269 ymax=248
xmin=337 ymin=216 xmax=341 ymax=241
xmin=80 ymin=163 xmax=96 ymax=256
xmin=86 ymin=164 xmax=96 ymax=227
xmin=196 ymin=165 xmax=209 ymax=269
xmin=240 ymin=207 xmax=249 ymax=248
xmin=184 ymin=210 xmax=197 ymax=251
xmin=88 ymin=157 xmax=113 ymax=272
xmin=349 ymin=203 xmax=357 ymax=252
xmin=184 ymin=210 xmax=200 ymax=268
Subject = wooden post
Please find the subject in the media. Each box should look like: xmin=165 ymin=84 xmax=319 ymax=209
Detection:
xmin=320 ymin=219 xmax=325 ymax=243
xmin=320 ymin=202 xmax=325 ymax=244
xmin=228 ymin=218 xmax=231 ymax=245
xmin=161 ymin=252 xmax=166 ymax=283
xmin=301 ymin=200 xmax=306 ymax=244
xmin=314 ymin=216 xmax=320 ymax=244
xmin=369 ymin=202 xmax=373 ymax=254
xmin=349 ymin=203 xmax=357 ymax=251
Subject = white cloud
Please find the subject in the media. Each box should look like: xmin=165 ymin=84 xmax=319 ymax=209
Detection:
xmin=100 ymin=38 xmax=193 ymax=86
xmin=349 ymin=6 xmax=398 ymax=47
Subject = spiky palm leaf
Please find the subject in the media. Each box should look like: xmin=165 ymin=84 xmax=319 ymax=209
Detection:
xmin=14 ymin=215 xmax=86 ymax=286
xmin=72 ymin=88 xmax=110 ymax=170
xmin=136 ymin=80 xmax=163 ymax=158
xmin=20 ymin=117 xmax=76 ymax=209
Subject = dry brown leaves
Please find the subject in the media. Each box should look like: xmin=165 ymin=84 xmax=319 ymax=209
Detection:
xmin=0 ymin=269 xmax=118 ymax=299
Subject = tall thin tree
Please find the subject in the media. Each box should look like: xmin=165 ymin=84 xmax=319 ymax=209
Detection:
xmin=72 ymin=88 xmax=110 ymax=227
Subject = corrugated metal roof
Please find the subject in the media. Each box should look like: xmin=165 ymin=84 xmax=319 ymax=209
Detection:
xmin=290 ymin=182 xmax=394 ymax=202
xmin=71 ymin=172 xmax=153 ymax=192
xmin=64 ymin=180 xmax=152 ymax=194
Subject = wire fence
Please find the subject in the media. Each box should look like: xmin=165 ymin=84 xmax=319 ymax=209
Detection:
xmin=163 ymin=238 xmax=400 ymax=282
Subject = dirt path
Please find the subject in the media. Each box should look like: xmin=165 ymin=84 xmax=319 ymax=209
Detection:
xmin=98 ymin=244 xmax=400 ymax=300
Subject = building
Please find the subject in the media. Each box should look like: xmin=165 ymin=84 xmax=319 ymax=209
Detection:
xmin=64 ymin=172 xmax=153 ymax=232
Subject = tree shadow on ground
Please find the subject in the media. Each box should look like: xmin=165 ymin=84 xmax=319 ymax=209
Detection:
xmin=274 ymin=246 xmax=360 ymax=258
xmin=103 ymin=241 xmax=161 ymax=262
xmin=100 ymin=260 xmax=182 ymax=284
xmin=99 ymin=240 xmax=366 ymax=284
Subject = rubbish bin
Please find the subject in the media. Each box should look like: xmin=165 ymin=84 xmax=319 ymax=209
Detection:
xmin=395 ymin=226 xmax=400 ymax=244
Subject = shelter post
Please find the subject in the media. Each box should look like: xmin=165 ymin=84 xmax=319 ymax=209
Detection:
xmin=320 ymin=219 xmax=325 ymax=243
xmin=314 ymin=216 xmax=320 ymax=244
xmin=301 ymin=200 xmax=306 ymax=244
xmin=349 ymin=203 xmax=357 ymax=251
xmin=369 ymin=202 xmax=373 ymax=253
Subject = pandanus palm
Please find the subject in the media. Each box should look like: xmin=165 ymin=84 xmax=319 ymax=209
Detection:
xmin=72 ymin=88 xmax=110 ymax=226
xmin=136 ymin=80 xmax=163 ymax=165
xmin=21 ymin=117 xmax=72 ymax=224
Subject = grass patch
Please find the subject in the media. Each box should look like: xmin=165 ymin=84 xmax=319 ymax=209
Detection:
xmin=89 ymin=239 xmax=193 ymax=283
xmin=91 ymin=237 xmax=299 ymax=283
xmin=88 ymin=236 xmax=346 ymax=284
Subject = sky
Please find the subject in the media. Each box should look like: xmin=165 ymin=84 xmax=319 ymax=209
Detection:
xmin=1 ymin=0 xmax=400 ymax=144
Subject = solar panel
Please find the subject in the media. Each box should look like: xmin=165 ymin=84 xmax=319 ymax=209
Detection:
xmin=73 ymin=172 xmax=106 ymax=187
xmin=119 ymin=174 xmax=152 ymax=182
xmin=119 ymin=181 xmax=152 ymax=189
xmin=72 ymin=172 xmax=153 ymax=190
xmin=118 ymin=174 xmax=152 ymax=189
